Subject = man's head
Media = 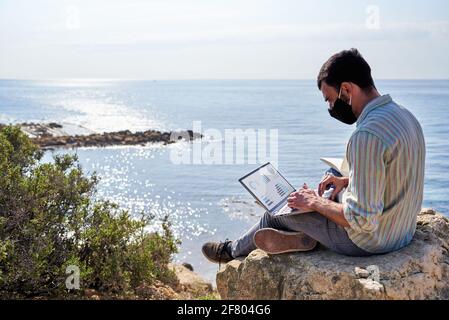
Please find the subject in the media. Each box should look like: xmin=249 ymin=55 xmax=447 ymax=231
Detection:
xmin=317 ymin=48 xmax=378 ymax=120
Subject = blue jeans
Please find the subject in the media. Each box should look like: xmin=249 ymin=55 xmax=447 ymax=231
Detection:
xmin=230 ymin=168 xmax=372 ymax=258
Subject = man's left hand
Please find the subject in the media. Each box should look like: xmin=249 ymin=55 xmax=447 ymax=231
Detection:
xmin=287 ymin=184 xmax=319 ymax=212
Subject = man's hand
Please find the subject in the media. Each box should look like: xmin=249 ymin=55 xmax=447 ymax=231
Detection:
xmin=288 ymin=184 xmax=351 ymax=228
xmin=318 ymin=174 xmax=349 ymax=200
xmin=287 ymin=184 xmax=318 ymax=212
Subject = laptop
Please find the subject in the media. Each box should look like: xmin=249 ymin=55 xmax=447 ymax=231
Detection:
xmin=239 ymin=162 xmax=335 ymax=217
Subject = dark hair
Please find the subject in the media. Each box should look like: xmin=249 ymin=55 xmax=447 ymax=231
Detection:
xmin=317 ymin=48 xmax=375 ymax=92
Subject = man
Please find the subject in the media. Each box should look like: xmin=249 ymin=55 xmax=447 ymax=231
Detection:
xmin=202 ymin=48 xmax=426 ymax=265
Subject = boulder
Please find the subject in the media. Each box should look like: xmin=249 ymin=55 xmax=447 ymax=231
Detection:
xmin=216 ymin=209 xmax=449 ymax=300
xmin=170 ymin=264 xmax=214 ymax=296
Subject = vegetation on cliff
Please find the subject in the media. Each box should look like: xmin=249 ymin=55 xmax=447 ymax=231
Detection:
xmin=0 ymin=125 xmax=181 ymax=299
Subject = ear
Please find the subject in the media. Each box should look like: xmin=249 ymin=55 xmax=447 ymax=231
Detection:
xmin=340 ymin=82 xmax=353 ymax=95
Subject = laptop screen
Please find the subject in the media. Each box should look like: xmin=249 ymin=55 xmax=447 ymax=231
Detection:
xmin=239 ymin=163 xmax=296 ymax=213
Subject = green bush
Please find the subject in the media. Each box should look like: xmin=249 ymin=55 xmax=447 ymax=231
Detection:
xmin=0 ymin=125 xmax=180 ymax=298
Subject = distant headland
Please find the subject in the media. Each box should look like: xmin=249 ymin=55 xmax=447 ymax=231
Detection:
xmin=0 ymin=122 xmax=203 ymax=150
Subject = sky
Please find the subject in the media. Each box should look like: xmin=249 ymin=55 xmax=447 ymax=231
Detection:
xmin=1 ymin=0 xmax=448 ymax=79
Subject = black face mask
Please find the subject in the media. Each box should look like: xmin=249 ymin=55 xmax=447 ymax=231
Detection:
xmin=328 ymin=88 xmax=357 ymax=125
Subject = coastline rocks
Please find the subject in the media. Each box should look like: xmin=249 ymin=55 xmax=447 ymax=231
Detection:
xmin=136 ymin=263 xmax=216 ymax=300
xmin=33 ymin=129 xmax=201 ymax=149
xmin=16 ymin=122 xmax=94 ymax=138
xmin=216 ymin=208 xmax=449 ymax=300
xmin=170 ymin=264 xmax=215 ymax=298
xmin=1 ymin=122 xmax=202 ymax=149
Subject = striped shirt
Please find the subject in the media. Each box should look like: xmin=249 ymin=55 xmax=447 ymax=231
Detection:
xmin=342 ymin=94 xmax=426 ymax=254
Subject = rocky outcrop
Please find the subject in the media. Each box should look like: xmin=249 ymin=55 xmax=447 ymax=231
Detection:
xmin=33 ymin=129 xmax=202 ymax=150
xmin=135 ymin=264 xmax=216 ymax=300
xmin=216 ymin=208 xmax=449 ymax=300
xmin=169 ymin=264 xmax=216 ymax=299
xmin=0 ymin=122 xmax=202 ymax=150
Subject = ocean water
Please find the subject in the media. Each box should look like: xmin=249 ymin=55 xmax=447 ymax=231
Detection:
xmin=1 ymin=79 xmax=448 ymax=283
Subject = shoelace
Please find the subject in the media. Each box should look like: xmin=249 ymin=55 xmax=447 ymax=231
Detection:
xmin=217 ymin=238 xmax=231 ymax=269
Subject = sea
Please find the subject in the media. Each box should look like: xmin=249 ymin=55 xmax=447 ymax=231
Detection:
xmin=1 ymin=79 xmax=448 ymax=283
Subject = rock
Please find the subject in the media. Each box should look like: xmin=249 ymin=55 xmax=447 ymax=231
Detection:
xmin=358 ymin=279 xmax=384 ymax=293
xmin=135 ymin=281 xmax=180 ymax=300
xmin=216 ymin=209 xmax=449 ymax=300
xmin=48 ymin=122 xmax=63 ymax=128
xmin=152 ymin=283 xmax=180 ymax=300
xmin=170 ymin=264 xmax=214 ymax=297
xmin=84 ymin=288 xmax=100 ymax=299
xmin=354 ymin=267 xmax=370 ymax=279
xmin=17 ymin=122 xmax=203 ymax=149
xmin=182 ymin=262 xmax=194 ymax=271
xmin=421 ymin=208 xmax=436 ymax=216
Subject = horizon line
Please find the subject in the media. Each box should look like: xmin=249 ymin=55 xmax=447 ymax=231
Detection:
xmin=1 ymin=78 xmax=448 ymax=82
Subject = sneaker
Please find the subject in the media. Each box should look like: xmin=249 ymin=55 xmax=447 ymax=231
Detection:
xmin=201 ymin=240 xmax=234 ymax=265
xmin=253 ymin=228 xmax=317 ymax=254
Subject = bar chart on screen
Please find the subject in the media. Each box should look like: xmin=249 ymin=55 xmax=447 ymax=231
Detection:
xmin=275 ymin=183 xmax=290 ymax=197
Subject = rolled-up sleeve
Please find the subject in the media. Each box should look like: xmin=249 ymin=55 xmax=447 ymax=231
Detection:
xmin=343 ymin=130 xmax=387 ymax=234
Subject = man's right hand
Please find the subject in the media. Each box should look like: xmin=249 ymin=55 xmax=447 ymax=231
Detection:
xmin=318 ymin=174 xmax=349 ymax=201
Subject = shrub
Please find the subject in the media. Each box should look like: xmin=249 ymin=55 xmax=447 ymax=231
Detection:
xmin=0 ymin=125 xmax=179 ymax=298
